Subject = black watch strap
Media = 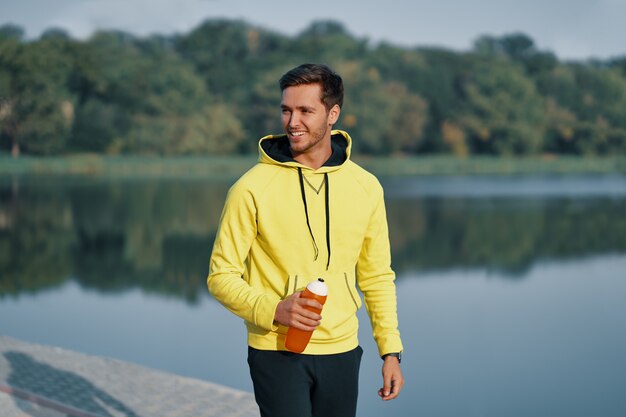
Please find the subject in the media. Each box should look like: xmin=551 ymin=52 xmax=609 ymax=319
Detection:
xmin=381 ymin=352 xmax=402 ymax=363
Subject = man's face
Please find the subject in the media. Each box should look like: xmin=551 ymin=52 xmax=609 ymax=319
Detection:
xmin=280 ymin=83 xmax=339 ymax=158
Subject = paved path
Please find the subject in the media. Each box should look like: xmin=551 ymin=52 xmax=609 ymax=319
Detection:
xmin=0 ymin=336 xmax=259 ymax=417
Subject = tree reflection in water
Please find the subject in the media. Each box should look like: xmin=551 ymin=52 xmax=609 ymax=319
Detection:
xmin=1 ymin=176 xmax=625 ymax=301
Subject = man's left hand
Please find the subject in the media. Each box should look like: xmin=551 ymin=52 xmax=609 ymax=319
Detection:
xmin=378 ymin=355 xmax=404 ymax=401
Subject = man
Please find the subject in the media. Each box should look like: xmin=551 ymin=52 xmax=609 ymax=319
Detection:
xmin=208 ymin=63 xmax=404 ymax=417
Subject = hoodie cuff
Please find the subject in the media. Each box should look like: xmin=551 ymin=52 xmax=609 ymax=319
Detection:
xmin=377 ymin=335 xmax=404 ymax=358
xmin=255 ymin=295 xmax=281 ymax=332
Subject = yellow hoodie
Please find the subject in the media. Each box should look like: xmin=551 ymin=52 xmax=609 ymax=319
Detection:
xmin=207 ymin=130 xmax=403 ymax=356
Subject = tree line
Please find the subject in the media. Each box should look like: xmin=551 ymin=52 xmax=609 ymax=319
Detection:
xmin=1 ymin=19 xmax=626 ymax=157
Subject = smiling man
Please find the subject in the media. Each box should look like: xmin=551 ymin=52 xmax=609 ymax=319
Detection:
xmin=208 ymin=63 xmax=404 ymax=417
xmin=280 ymin=77 xmax=340 ymax=168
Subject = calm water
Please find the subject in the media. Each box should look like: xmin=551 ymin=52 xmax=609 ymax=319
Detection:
xmin=1 ymin=174 xmax=626 ymax=417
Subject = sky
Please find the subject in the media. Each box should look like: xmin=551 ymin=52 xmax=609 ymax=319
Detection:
xmin=1 ymin=0 xmax=625 ymax=61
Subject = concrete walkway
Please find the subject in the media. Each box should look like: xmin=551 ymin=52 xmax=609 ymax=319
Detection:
xmin=0 ymin=336 xmax=259 ymax=417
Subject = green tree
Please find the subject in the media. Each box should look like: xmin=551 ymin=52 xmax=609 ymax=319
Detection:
xmin=2 ymin=19 xmax=626 ymax=157
xmin=175 ymin=19 xmax=257 ymax=97
xmin=458 ymin=57 xmax=546 ymax=155
xmin=474 ymin=32 xmax=558 ymax=76
xmin=1 ymin=30 xmax=77 ymax=155
xmin=70 ymin=31 xmax=237 ymax=155
xmin=336 ymin=62 xmax=428 ymax=154
xmin=538 ymin=62 xmax=626 ymax=155
xmin=288 ymin=20 xmax=368 ymax=63
xmin=0 ymin=25 xmax=22 ymax=155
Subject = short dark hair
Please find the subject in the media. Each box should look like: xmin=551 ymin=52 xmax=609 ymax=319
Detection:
xmin=279 ymin=63 xmax=344 ymax=110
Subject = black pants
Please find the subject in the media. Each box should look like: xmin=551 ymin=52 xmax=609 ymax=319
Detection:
xmin=247 ymin=346 xmax=363 ymax=417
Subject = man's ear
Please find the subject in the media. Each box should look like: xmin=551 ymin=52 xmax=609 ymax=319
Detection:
xmin=328 ymin=104 xmax=341 ymax=125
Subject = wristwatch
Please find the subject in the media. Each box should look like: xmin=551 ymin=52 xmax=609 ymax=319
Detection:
xmin=381 ymin=352 xmax=402 ymax=363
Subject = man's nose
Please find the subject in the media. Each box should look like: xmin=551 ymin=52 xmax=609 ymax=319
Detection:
xmin=288 ymin=112 xmax=300 ymax=127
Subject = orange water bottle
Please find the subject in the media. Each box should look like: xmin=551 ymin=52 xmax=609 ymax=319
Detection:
xmin=285 ymin=278 xmax=328 ymax=353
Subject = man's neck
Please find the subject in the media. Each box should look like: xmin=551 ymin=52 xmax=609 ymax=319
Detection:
xmin=292 ymin=143 xmax=333 ymax=170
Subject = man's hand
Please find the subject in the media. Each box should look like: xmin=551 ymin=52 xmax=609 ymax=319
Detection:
xmin=378 ymin=355 xmax=404 ymax=401
xmin=274 ymin=291 xmax=323 ymax=330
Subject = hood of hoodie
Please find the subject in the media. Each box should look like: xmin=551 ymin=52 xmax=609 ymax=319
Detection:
xmin=258 ymin=130 xmax=352 ymax=172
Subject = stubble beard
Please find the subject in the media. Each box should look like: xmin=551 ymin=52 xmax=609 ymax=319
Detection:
xmin=289 ymin=124 xmax=330 ymax=156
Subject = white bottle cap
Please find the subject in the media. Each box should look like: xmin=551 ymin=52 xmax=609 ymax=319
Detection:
xmin=307 ymin=278 xmax=328 ymax=296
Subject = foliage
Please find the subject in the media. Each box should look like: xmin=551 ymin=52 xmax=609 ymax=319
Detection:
xmin=1 ymin=20 xmax=626 ymax=157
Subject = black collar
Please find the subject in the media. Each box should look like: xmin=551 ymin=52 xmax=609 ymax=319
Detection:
xmin=261 ymin=133 xmax=347 ymax=167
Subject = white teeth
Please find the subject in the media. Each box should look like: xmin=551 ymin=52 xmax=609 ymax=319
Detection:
xmin=291 ymin=132 xmax=305 ymax=137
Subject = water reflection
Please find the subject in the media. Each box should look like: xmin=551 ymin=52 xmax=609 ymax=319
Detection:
xmin=388 ymin=196 xmax=626 ymax=275
xmin=1 ymin=175 xmax=625 ymax=301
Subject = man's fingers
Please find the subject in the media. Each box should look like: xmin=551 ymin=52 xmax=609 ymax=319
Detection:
xmin=274 ymin=291 xmax=324 ymax=330
xmin=379 ymin=360 xmax=404 ymax=401
xmin=289 ymin=295 xmax=323 ymax=329
xmin=294 ymin=298 xmax=322 ymax=320
xmin=378 ymin=381 xmax=399 ymax=401
xmin=388 ymin=379 xmax=401 ymax=399
xmin=300 ymin=297 xmax=324 ymax=311
xmin=294 ymin=316 xmax=321 ymax=330
xmin=382 ymin=374 xmax=393 ymax=398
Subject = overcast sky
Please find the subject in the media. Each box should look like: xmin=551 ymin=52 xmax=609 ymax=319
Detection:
xmin=2 ymin=0 xmax=625 ymax=61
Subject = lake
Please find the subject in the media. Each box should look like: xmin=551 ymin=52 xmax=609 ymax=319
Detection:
xmin=1 ymin=173 xmax=625 ymax=417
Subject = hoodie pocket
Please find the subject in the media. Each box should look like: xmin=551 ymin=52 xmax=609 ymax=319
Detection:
xmin=284 ymin=274 xmax=302 ymax=298
xmin=311 ymin=271 xmax=362 ymax=342
xmin=343 ymin=271 xmax=362 ymax=312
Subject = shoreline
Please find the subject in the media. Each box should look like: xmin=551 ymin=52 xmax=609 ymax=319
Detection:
xmin=1 ymin=154 xmax=625 ymax=178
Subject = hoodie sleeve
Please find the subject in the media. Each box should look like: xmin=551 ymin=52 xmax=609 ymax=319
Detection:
xmin=357 ymin=184 xmax=404 ymax=357
xmin=207 ymin=180 xmax=281 ymax=332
